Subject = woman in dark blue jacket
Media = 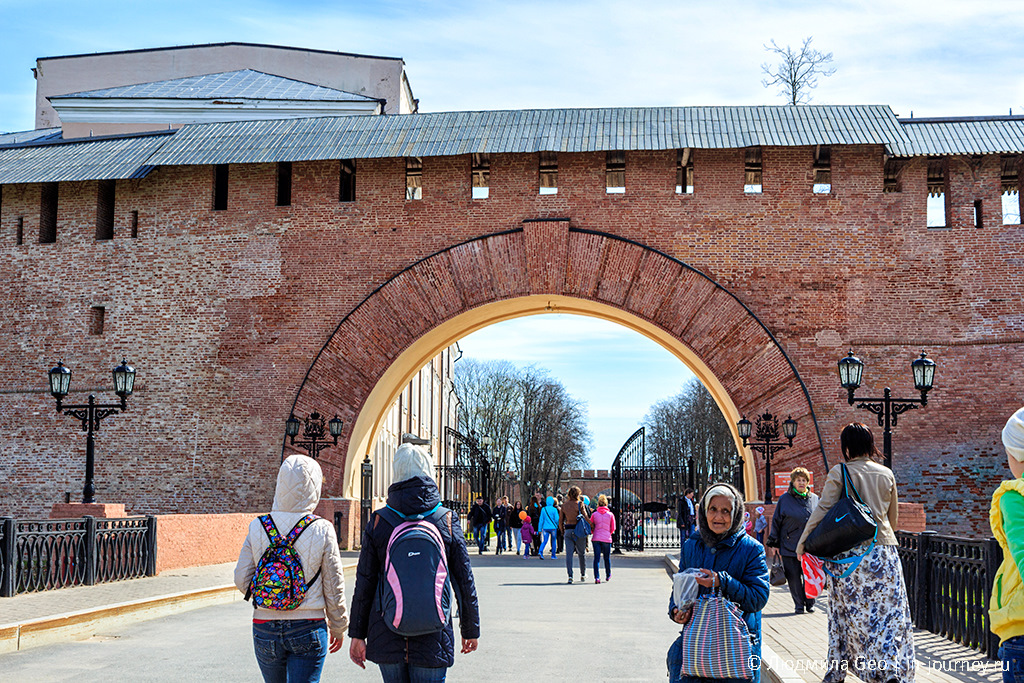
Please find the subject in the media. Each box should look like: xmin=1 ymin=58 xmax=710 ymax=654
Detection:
xmin=668 ymin=483 xmax=769 ymax=683
xmin=349 ymin=444 xmax=480 ymax=682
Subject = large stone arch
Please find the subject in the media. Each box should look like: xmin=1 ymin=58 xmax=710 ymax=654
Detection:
xmin=288 ymin=220 xmax=826 ymax=501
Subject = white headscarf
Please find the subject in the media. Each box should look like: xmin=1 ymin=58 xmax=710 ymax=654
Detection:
xmin=1003 ymin=406 xmax=1024 ymax=462
xmin=393 ymin=443 xmax=435 ymax=483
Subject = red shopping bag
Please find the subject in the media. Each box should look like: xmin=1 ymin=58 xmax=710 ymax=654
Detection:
xmin=802 ymin=554 xmax=825 ymax=600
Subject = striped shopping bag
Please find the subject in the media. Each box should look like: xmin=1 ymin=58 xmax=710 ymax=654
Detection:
xmin=679 ymin=590 xmax=754 ymax=679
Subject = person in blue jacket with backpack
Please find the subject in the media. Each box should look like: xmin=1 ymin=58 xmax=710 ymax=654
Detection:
xmin=349 ymin=441 xmax=480 ymax=682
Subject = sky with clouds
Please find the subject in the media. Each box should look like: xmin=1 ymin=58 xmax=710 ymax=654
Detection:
xmin=1 ymin=0 xmax=1020 ymax=467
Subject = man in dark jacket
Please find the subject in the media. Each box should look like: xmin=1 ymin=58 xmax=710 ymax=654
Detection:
xmin=492 ymin=497 xmax=509 ymax=555
xmin=676 ymin=489 xmax=696 ymax=555
xmin=766 ymin=467 xmax=819 ymax=614
xmin=468 ymin=496 xmax=492 ymax=555
xmin=349 ymin=443 xmax=480 ymax=679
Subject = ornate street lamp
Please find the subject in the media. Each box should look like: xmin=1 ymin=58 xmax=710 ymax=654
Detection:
xmin=48 ymin=357 xmax=137 ymax=504
xmin=837 ymin=350 xmax=937 ymax=470
xmin=737 ymin=412 xmax=797 ymax=505
xmin=360 ymin=454 xmax=373 ymax=533
xmin=285 ymin=410 xmax=343 ymax=459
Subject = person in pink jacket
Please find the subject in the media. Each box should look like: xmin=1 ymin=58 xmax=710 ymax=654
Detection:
xmin=590 ymin=494 xmax=617 ymax=583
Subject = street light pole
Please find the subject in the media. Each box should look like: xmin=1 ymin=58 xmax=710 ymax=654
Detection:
xmin=285 ymin=411 xmax=344 ymax=459
xmin=837 ymin=351 xmax=937 ymax=470
xmin=737 ymin=412 xmax=797 ymax=505
xmin=48 ymin=358 xmax=137 ymax=504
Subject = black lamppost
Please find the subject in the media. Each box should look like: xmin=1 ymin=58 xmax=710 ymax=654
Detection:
xmin=360 ymin=454 xmax=373 ymax=533
xmin=837 ymin=350 xmax=937 ymax=470
xmin=737 ymin=412 xmax=797 ymax=505
xmin=48 ymin=357 xmax=137 ymax=504
xmin=285 ymin=411 xmax=343 ymax=459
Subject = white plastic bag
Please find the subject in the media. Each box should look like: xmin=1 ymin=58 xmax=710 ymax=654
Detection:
xmin=672 ymin=568 xmax=703 ymax=613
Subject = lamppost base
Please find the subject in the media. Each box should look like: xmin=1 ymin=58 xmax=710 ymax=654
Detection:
xmin=50 ymin=502 xmax=126 ymax=519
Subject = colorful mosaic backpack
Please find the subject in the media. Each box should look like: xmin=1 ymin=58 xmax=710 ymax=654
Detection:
xmin=246 ymin=514 xmax=321 ymax=610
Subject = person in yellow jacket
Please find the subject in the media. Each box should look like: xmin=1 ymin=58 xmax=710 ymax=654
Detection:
xmin=990 ymin=405 xmax=1024 ymax=679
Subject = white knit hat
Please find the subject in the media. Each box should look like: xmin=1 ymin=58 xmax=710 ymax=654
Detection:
xmin=393 ymin=443 xmax=434 ymax=482
xmin=1003 ymin=406 xmax=1024 ymax=462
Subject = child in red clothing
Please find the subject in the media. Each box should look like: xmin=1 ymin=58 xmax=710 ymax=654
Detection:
xmin=519 ymin=516 xmax=535 ymax=558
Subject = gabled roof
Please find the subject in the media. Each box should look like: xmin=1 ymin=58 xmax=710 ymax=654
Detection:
xmin=52 ymin=69 xmax=379 ymax=103
xmin=892 ymin=116 xmax=1024 ymax=157
xmin=147 ymin=105 xmax=909 ymax=167
xmin=37 ymin=42 xmax=403 ymax=64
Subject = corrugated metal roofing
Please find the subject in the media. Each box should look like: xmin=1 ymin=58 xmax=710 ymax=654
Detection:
xmin=146 ymin=105 xmax=910 ymax=166
xmin=892 ymin=117 xmax=1024 ymax=156
xmin=53 ymin=69 xmax=378 ymax=103
xmin=0 ymin=128 xmax=62 ymax=146
xmin=0 ymin=132 xmax=170 ymax=183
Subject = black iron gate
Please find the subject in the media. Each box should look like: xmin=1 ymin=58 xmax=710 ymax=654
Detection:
xmin=438 ymin=427 xmax=490 ymax=519
xmin=611 ymin=427 xmax=688 ymax=552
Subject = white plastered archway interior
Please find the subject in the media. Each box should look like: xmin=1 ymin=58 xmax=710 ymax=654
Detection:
xmin=341 ymin=294 xmax=758 ymax=501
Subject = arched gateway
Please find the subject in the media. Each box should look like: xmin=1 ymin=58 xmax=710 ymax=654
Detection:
xmin=289 ymin=220 xmax=826 ymax=501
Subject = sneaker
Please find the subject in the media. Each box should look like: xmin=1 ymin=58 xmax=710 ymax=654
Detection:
xmin=538 ymin=555 xmax=544 ymax=560
xmin=595 ymin=578 xmax=601 ymax=584
xmin=605 ymin=575 xmax=611 ymax=582
xmin=581 ymin=575 xmax=586 ymax=582
xmin=567 ymin=577 xmax=573 ymax=584
xmin=806 ymin=605 xmax=815 ymax=613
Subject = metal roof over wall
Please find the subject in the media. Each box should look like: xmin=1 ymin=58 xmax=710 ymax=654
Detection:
xmin=4 ymin=107 xmax=1024 ymax=185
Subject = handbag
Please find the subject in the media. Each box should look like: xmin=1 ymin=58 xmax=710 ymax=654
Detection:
xmin=802 ymin=554 xmax=824 ymax=599
xmin=575 ymin=503 xmax=592 ymax=536
xmin=769 ymin=555 xmax=787 ymax=586
xmin=803 ymin=463 xmax=877 ymax=559
xmin=678 ymin=587 xmax=754 ymax=679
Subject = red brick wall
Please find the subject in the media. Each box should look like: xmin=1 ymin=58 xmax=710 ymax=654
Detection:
xmin=0 ymin=147 xmax=1021 ymax=537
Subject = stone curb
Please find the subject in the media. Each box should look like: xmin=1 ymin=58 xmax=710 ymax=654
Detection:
xmin=662 ymin=553 xmax=798 ymax=683
xmin=0 ymin=561 xmax=358 ymax=654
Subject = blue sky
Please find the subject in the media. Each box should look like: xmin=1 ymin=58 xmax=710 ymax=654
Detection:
xmin=2 ymin=0 xmax=1022 ymax=467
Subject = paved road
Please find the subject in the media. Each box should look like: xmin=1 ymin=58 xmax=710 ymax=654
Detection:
xmin=2 ymin=553 xmax=679 ymax=682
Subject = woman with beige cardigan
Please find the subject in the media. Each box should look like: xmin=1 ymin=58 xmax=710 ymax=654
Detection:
xmin=796 ymin=423 xmax=915 ymax=683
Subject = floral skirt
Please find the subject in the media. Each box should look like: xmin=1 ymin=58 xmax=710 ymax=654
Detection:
xmin=823 ymin=543 xmax=915 ymax=683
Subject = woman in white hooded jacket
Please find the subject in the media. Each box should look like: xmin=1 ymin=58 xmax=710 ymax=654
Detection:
xmin=234 ymin=454 xmax=348 ymax=683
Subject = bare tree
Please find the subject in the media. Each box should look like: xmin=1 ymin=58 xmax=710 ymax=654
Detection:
xmin=761 ymin=37 xmax=836 ymax=106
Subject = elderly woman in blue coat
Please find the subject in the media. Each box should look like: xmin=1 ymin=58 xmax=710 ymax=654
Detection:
xmin=668 ymin=483 xmax=770 ymax=683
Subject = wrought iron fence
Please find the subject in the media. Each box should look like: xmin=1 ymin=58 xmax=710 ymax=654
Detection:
xmin=0 ymin=515 xmax=157 ymax=597
xmin=895 ymin=530 xmax=1002 ymax=659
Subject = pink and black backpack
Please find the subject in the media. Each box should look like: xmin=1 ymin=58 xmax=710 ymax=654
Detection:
xmin=246 ymin=514 xmax=321 ymax=610
xmin=375 ymin=504 xmax=452 ymax=636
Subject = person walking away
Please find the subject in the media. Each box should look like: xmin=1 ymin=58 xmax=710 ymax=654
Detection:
xmin=753 ymin=507 xmax=767 ymax=545
xmin=234 ymin=454 xmax=348 ymax=683
xmin=468 ymin=496 xmax=491 ymax=555
xmin=988 ymin=405 xmax=1024 ymax=679
xmin=796 ymin=423 xmax=914 ymax=683
xmin=538 ymin=495 xmax=559 ymax=559
xmin=766 ymin=467 xmax=819 ymax=614
xmin=509 ymin=501 xmax=525 ymax=555
xmin=591 ymin=494 xmax=617 ymax=583
xmin=348 ymin=443 xmax=480 ymax=682
xmin=493 ymin=497 xmax=509 ymax=555
xmin=559 ymin=486 xmax=589 ymax=583
xmin=667 ymin=483 xmax=769 ymax=683
xmin=556 ymin=493 xmax=566 ymax=555
xmin=528 ymin=494 xmax=543 ymax=556
xmin=519 ymin=513 xmax=536 ymax=558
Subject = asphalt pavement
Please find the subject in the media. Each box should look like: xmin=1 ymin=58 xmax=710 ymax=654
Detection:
xmin=0 ymin=551 xmax=680 ymax=682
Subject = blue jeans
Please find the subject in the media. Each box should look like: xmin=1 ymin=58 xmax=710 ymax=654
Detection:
xmin=1001 ymin=635 xmax=1024 ymax=682
xmin=473 ymin=524 xmax=487 ymax=553
xmin=252 ymin=619 xmax=328 ymax=683
xmin=515 ymin=529 xmax=523 ymax=553
xmin=539 ymin=529 xmax=556 ymax=557
xmin=593 ymin=540 xmax=611 ymax=578
xmin=494 ymin=526 xmax=506 ymax=551
xmin=378 ymin=662 xmax=448 ymax=682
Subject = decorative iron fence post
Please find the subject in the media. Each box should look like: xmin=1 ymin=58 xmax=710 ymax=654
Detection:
xmin=83 ymin=515 xmax=97 ymax=586
xmin=986 ymin=537 xmax=1004 ymax=659
xmin=1 ymin=517 xmax=14 ymax=597
xmin=145 ymin=515 xmax=158 ymax=577
xmin=915 ymin=530 xmax=936 ymax=632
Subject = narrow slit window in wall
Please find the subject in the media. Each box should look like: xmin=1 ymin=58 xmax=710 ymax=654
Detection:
xmin=213 ymin=164 xmax=229 ymax=211
xmin=744 ymin=148 xmax=762 ymax=193
xmin=926 ymin=158 xmax=947 ymax=228
xmin=39 ymin=182 xmax=58 ymax=243
xmin=16 ymin=216 xmax=23 ymax=245
xmin=813 ymin=146 xmax=832 ymax=194
xmin=339 ymin=159 xmax=356 ymax=202
xmin=131 ymin=210 xmax=139 ymax=238
xmin=276 ymin=162 xmax=292 ymax=207
xmin=606 ymin=151 xmax=625 ymax=193
xmin=96 ymin=179 xmax=115 ymax=240
xmin=539 ymin=152 xmax=558 ymax=194
xmin=406 ymin=157 xmax=422 ymax=200
xmin=884 ymin=158 xmax=903 ymax=193
xmin=89 ymin=306 xmax=105 ymax=336
xmin=676 ymin=149 xmax=694 ymax=194
xmin=1002 ymin=155 xmax=1021 ymax=225
xmin=975 ymin=200 xmax=983 ymax=229
xmin=471 ymin=154 xmax=490 ymax=199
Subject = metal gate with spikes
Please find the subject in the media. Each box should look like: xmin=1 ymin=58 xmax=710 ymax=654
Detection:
xmin=611 ymin=427 xmax=688 ymax=552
